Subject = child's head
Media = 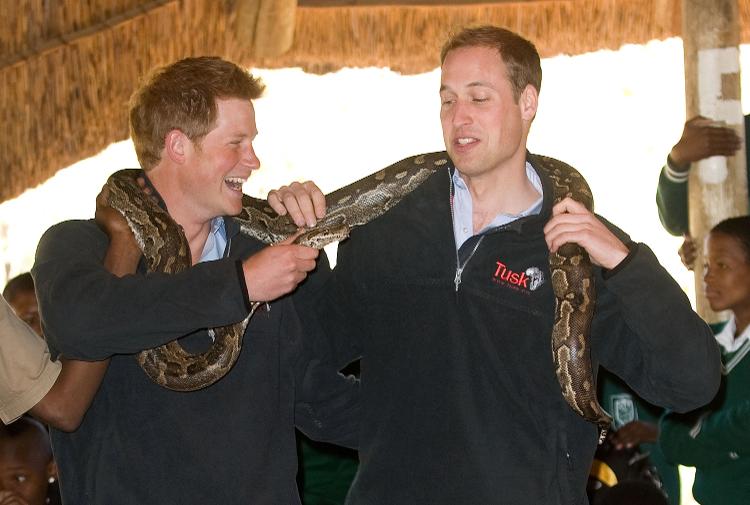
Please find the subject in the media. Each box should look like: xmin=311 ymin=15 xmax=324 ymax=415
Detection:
xmin=703 ymin=216 xmax=750 ymax=314
xmin=2 ymin=273 xmax=41 ymax=336
xmin=0 ymin=417 xmax=56 ymax=505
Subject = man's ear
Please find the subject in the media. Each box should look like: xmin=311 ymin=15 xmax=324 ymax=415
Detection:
xmin=164 ymin=129 xmax=188 ymax=164
xmin=519 ymin=84 xmax=539 ymax=122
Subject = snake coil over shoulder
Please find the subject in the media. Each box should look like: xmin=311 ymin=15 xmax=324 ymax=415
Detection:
xmin=105 ymin=170 xmax=251 ymax=391
xmin=104 ymin=152 xmax=446 ymax=391
xmin=530 ymin=153 xmax=612 ymax=436
xmin=106 ymin=151 xmax=612 ymax=435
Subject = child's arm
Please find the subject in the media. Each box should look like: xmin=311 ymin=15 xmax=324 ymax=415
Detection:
xmin=28 ymin=187 xmax=141 ymax=431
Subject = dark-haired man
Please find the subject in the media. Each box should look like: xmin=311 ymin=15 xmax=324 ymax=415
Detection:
xmin=271 ymin=26 xmax=721 ymax=504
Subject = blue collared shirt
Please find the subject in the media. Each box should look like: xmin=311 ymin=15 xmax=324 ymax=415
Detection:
xmin=452 ymin=162 xmax=544 ymax=250
xmin=199 ymin=217 xmax=228 ymax=262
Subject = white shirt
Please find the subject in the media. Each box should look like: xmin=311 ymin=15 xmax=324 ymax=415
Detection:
xmin=452 ymin=161 xmax=544 ymax=250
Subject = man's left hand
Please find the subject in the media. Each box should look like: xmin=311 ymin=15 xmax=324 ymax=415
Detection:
xmin=267 ymin=181 xmax=326 ymax=228
xmin=543 ymin=197 xmax=629 ymax=270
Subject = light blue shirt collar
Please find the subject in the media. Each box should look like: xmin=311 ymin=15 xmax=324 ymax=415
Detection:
xmin=198 ymin=217 xmax=228 ymax=262
xmin=452 ymin=162 xmax=543 ymax=250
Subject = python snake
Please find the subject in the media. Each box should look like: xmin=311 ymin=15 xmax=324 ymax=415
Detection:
xmin=105 ymin=151 xmax=612 ymax=432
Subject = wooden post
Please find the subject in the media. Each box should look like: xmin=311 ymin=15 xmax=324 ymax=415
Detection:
xmin=235 ymin=0 xmax=297 ymax=58
xmin=683 ymin=0 xmax=748 ymax=321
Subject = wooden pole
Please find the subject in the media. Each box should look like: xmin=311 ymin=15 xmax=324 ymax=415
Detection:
xmin=683 ymin=0 xmax=748 ymax=321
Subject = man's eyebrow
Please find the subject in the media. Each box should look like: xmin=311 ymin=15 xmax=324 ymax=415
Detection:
xmin=439 ymin=81 xmax=493 ymax=92
xmin=467 ymin=81 xmax=492 ymax=88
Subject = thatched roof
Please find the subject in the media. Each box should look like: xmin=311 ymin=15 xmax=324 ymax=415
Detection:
xmin=2 ymin=0 xmax=749 ymax=204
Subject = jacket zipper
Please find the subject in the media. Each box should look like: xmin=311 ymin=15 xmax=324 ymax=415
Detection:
xmin=449 ymin=170 xmax=485 ymax=292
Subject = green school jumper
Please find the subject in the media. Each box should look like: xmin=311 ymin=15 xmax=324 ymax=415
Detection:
xmin=660 ymin=321 xmax=750 ymax=505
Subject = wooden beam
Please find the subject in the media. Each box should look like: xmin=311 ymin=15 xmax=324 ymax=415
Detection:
xmin=0 ymin=0 xmax=176 ymax=71
xmin=298 ymin=0 xmax=540 ymax=6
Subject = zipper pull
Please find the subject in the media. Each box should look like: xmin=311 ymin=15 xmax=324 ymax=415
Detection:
xmin=454 ymin=267 xmax=463 ymax=292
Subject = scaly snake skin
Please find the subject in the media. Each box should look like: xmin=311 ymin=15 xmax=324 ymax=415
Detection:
xmin=529 ymin=153 xmax=612 ymax=435
xmin=105 ymin=152 xmax=612 ymax=432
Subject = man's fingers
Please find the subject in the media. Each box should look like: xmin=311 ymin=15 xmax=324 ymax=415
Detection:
xmin=269 ymin=241 xmax=320 ymax=260
xmin=270 ymin=184 xmax=314 ymax=228
xmin=545 ymin=225 xmax=592 ymax=252
xmin=288 ymin=184 xmax=319 ymax=228
xmin=301 ymin=181 xmax=327 ymax=219
xmin=267 ymin=182 xmax=327 ymax=228
xmin=276 ymin=229 xmax=305 ymax=245
xmin=550 ymin=197 xmax=588 ymax=217
xmin=267 ymin=188 xmax=290 ymax=217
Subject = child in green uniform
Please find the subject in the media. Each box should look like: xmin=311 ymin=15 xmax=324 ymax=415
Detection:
xmin=596 ymin=372 xmax=680 ymax=505
xmin=660 ymin=216 xmax=750 ymax=505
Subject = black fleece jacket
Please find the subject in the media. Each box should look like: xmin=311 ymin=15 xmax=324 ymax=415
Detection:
xmin=32 ymin=204 xmax=358 ymax=504
xmin=317 ymin=152 xmax=721 ymax=505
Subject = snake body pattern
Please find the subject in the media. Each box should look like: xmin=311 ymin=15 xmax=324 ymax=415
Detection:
xmin=106 ymin=151 xmax=612 ymax=431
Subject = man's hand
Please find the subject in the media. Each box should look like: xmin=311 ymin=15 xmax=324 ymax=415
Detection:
xmin=544 ymin=198 xmax=629 ymax=270
xmin=267 ymin=181 xmax=326 ymax=228
xmin=95 ymin=185 xmax=142 ymax=273
xmin=610 ymin=420 xmax=659 ymax=449
xmin=678 ymin=233 xmax=698 ymax=271
xmin=95 ymin=186 xmax=133 ymax=238
xmin=669 ymin=116 xmax=742 ymax=171
xmin=242 ymin=233 xmax=319 ymax=302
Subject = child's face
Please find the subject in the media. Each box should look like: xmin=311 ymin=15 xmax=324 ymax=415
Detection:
xmin=0 ymin=435 xmax=51 ymax=505
xmin=703 ymin=231 xmax=750 ymax=314
xmin=7 ymin=290 xmax=41 ymax=337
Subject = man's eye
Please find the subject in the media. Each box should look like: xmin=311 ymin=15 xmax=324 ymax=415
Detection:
xmin=473 ymin=97 xmax=489 ymax=103
xmin=14 ymin=474 xmax=28 ymax=483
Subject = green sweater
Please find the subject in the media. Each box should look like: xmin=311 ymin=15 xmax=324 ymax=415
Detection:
xmin=656 ymin=115 xmax=750 ymax=236
xmin=660 ymin=322 xmax=750 ymax=505
xmin=599 ymin=371 xmax=680 ymax=505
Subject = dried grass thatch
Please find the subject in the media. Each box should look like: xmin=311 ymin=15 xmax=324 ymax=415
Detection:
xmin=259 ymin=0 xmax=677 ymax=72
xmin=1 ymin=0 xmax=749 ymax=203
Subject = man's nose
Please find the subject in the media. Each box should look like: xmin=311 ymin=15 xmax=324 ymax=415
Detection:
xmin=244 ymin=144 xmax=260 ymax=169
xmin=452 ymin=100 xmax=472 ymax=126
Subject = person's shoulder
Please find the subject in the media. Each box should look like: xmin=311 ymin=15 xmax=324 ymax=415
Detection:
xmin=43 ymin=219 xmax=98 ymax=238
xmin=39 ymin=219 xmax=102 ymax=249
xmin=594 ymin=214 xmax=633 ymax=245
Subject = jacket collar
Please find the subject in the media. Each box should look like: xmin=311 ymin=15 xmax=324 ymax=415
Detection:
xmin=442 ymin=151 xmax=555 ymax=238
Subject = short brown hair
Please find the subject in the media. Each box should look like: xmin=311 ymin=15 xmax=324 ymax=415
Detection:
xmin=129 ymin=56 xmax=265 ymax=170
xmin=440 ymin=26 xmax=541 ymax=100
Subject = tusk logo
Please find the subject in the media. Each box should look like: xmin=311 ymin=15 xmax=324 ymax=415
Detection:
xmin=524 ymin=267 xmax=545 ymax=291
xmin=492 ymin=261 xmax=545 ymax=293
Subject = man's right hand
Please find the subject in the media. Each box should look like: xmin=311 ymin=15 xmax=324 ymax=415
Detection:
xmin=669 ymin=116 xmax=742 ymax=171
xmin=242 ymin=234 xmax=319 ymax=302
